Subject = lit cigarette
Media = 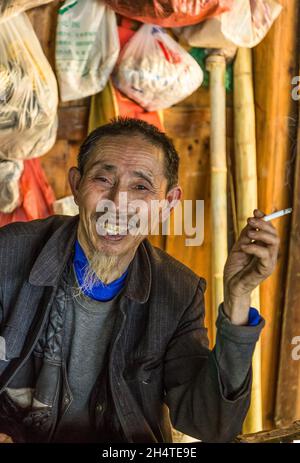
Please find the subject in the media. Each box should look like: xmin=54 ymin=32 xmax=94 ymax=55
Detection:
xmin=262 ymin=208 xmax=293 ymax=222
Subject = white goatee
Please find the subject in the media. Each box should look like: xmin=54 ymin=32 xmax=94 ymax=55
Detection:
xmin=77 ymin=251 xmax=121 ymax=295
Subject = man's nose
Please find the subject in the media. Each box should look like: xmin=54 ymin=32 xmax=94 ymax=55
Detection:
xmin=106 ymin=185 xmax=128 ymax=215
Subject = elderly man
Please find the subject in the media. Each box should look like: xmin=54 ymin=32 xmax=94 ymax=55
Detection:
xmin=0 ymin=118 xmax=279 ymax=443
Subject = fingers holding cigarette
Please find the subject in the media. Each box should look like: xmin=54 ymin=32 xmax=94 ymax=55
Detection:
xmin=224 ymin=208 xmax=289 ymax=295
xmin=246 ymin=228 xmax=280 ymax=247
xmin=239 ymin=242 xmax=271 ymax=264
xmin=246 ymin=208 xmax=292 ymax=240
xmin=247 ymin=215 xmax=277 ymax=238
xmin=240 ymin=208 xmax=283 ymax=271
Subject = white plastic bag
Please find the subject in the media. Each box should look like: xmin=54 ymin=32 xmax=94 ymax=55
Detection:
xmin=0 ymin=13 xmax=58 ymax=160
xmin=53 ymin=195 xmax=79 ymax=216
xmin=176 ymin=0 xmax=282 ymax=49
xmin=221 ymin=0 xmax=282 ymax=48
xmin=55 ymin=0 xmax=120 ymax=102
xmin=0 ymin=0 xmax=54 ymax=23
xmin=113 ymin=24 xmax=203 ymax=111
xmin=174 ymin=18 xmax=235 ymax=49
xmin=0 ymin=158 xmax=23 ymax=213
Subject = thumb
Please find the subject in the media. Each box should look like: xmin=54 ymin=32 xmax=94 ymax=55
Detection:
xmin=253 ymin=208 xmax=265 ymax=219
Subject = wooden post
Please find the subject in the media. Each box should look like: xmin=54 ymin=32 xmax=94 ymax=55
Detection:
xmin=275 ymin=63 xmax=300 ymax=426
xmin=206 ymin=55 xmax=228 ymax=339
xmin=253 ymin=0 xmax=299 ymax=429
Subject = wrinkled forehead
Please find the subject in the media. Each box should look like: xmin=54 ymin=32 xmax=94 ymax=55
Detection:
xmin=84 ymin=134 xmax=166 ymax=175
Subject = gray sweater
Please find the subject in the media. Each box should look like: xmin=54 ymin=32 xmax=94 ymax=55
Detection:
xmin=53 ymin=265 xmax=121 ymax=442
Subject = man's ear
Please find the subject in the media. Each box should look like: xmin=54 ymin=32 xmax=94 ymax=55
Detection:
xmin=160 ymin=185 xmax=182 ymax=222
xmin=68 ymin=167 xmax=82 ymax=206
xmin=167 ymin=186 xmax=182 ymax=210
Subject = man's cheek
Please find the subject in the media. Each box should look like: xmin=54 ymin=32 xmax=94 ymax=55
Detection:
xmin=80 ymin=193 xmax=101 ymax=218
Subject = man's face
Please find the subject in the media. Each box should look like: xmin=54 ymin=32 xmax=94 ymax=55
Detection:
xmin=69 ymin=134 xmax=180 ymax=260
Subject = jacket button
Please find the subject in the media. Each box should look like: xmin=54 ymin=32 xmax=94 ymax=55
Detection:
xmin=64 ymin=396 xmax=70 ymax=404
xmin=96 ymin=403 xmax=103 ymax=413
xmin=142 ymin=378 xmax=151 ymax=384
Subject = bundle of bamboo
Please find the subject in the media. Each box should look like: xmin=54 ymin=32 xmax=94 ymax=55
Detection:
xmin=206 ymin=55 xmax=228 ymax=338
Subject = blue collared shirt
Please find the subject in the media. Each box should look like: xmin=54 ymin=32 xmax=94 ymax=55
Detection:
xmin=73 ymin=240 xmax=128 ymax=302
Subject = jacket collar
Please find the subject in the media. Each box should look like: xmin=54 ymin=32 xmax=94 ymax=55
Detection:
xmin=29 ymin=215 xmax=151 ymax=304
xmin=124 ymin=239 xmax=152 ymax=304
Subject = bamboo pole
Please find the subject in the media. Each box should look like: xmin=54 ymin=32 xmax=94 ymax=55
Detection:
xmin=206 ymin=55 xmax=228 ymax=340
xmin=233 ymin=48 xmax=262 ymax=433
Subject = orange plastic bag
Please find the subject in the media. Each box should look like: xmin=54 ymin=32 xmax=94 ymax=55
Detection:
xmin=104 ymin=0 xmax=233 ymax=27
xmin=114 ymin=86 xmax=164 ymax=128
xmin=0 ymin=158 xmax=55 ymax=227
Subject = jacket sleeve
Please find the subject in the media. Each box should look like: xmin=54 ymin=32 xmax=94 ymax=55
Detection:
xmin=163 ymin=280 xmax=264 ymax=443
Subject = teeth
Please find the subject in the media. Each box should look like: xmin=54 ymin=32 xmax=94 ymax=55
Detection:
xmin=104 ymin=223 xmax=128 ymax=235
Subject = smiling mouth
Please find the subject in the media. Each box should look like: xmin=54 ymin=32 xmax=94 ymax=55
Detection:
xmin=103 ymin=223 xmax=128 ymax=235
xmin=102 ymin=234 xmax=126 ymax=241
xmin=94 ymin=213 xmax=143 ymax=241
xmin=96 ymin=221 xmax=130 ymax=241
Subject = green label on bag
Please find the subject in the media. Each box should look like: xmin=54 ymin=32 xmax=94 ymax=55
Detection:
xmin=58 ymin=0 xmax=78 ymax=15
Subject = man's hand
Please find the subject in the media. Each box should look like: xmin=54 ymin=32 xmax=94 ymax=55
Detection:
xmin=223 ymin=209 xmax=280 ymax=325
xmin=0 ymin=433 xmax=13 ymax=443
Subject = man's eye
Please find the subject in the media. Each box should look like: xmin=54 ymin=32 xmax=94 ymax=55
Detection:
xmin=135 ymin=184 xmax=148 ymax=190
xmin=95 ymin=177 xmax=109 ymax=183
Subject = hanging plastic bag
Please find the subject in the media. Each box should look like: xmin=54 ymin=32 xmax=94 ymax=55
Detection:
xmin=89 ymin=19 xmax=164 ymax=134
xmin=53 ymin=195 xmax=79 ymax=216
xmin=0 ymin=13 xmax=58 ymax=160
xmin=0 ymin=0 xmax=54 ymax=23
xmin=55 ymin=0 xmax=120 ymax=102
xmin=221 ymin=0 xmax=282 ymax=48
xmin=113 ymin=24 xmax=203 ymax=111
xmin=175 ymin=0 xmax=282 ymax=49
xmin=174 ymin=17 xmax=235 ymax=48
xmin=0 ymin=158 xmax=55 ymax=226
xmin=104 ymin=0 xmax=233 ymax=28
xmin=0 ymin=158 xmax=23 ymax=213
